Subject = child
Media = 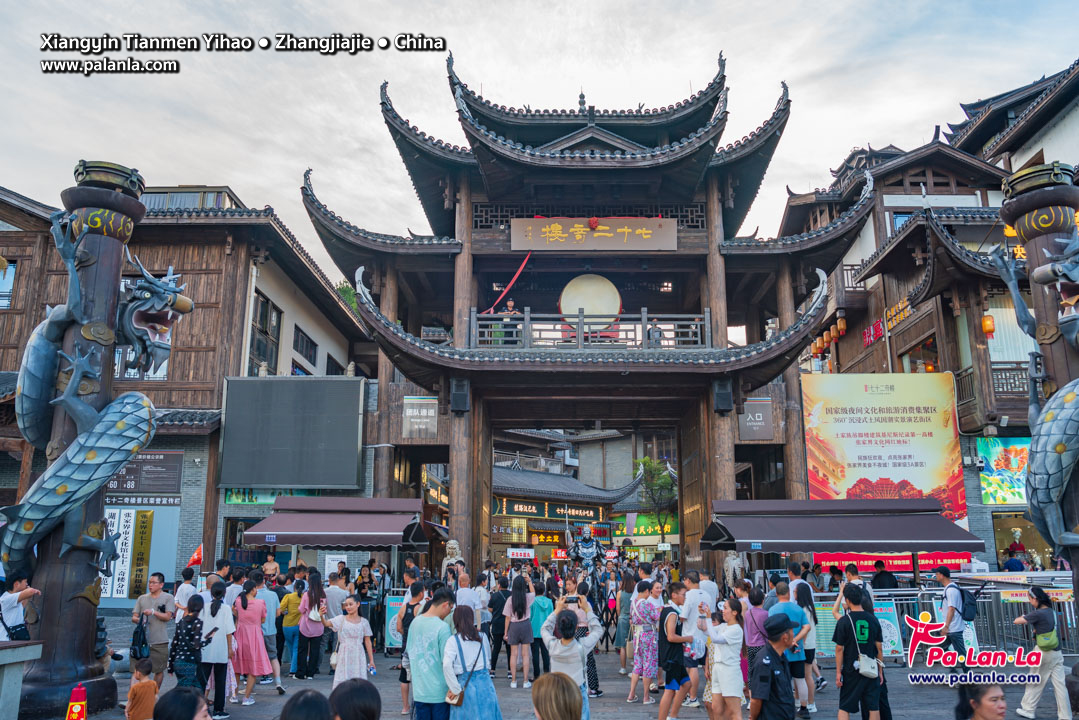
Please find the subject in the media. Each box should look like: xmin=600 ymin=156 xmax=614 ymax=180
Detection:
xmin=126 ymin=658 xmax=157 ymax=720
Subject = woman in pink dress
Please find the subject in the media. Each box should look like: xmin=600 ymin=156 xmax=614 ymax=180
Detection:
xmin=232 ymin=580 xmax=272 ymax=707
xmin=318 ymin=594 xmax=375 ymax=688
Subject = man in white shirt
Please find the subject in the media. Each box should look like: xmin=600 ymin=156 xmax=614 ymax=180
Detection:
xmin=224 ymin=567 xmax=246 ymax=609
xmin=173 ymin=567 xmax=197 ymax=620
xmin=324 ymin=572 xmax=350 ymax=664
xmin=788 ymin=561 xmax=813 ymax=600
xmin=698 ymin=571 xmax=720 ymax=610
xmin=679 ymin=570 xmax=711 ymax=708
xmin=454 ymin=572 xmax=484 ymax=627
xmin=0 ymin=570 xmax=40 ymax=641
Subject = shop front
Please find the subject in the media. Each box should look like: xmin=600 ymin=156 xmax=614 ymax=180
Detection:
xmin=491 ymin=494 xmax=607 ymax=566
xmin=611 ymin=512 xmax=680 ymax=562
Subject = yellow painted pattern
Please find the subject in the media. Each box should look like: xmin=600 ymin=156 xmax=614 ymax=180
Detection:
xmin=85 ymin=450 xmax=97 ymax=461
xmin=55 ymin=484 xmax=68 ymax=495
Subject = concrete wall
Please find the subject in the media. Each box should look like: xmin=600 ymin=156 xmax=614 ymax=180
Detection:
xmin=1013 ymin=99 xmax=1079 ymax=170
xmin=578 ymin=436 xmax=634 ymax=490
xmin=254 ymin=259 xmax=349 ymax=376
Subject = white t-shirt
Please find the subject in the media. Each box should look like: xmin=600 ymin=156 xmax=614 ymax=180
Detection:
xmin=699 ymin=579 xmax=720 ymax=609
xmin=943 ymin=583 xmax=966 ymax=634
xmin=456 ymin=587 xmax=484 ymax=615
xmin=0 ymin=592 xmax=24 ymax=640
xmin=789 ymin=577 xmax=812 ymax=600
xmin=802 ymin=610 xmax=817 ymax=650
xmin=200 ymin=603 xmax=236 ymax=664
xmin=174 ymin=582 xmax=196 ymax=620
xmin=680 ymin=588 xmax=712 ymax=644
xmin=224 ymin=583 xmax=245 ymax=609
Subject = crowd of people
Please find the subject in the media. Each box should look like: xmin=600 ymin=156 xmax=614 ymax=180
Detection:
xmin=113 ymin=553 xmax=1066 ymax=720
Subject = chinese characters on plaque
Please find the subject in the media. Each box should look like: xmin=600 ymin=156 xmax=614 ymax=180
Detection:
xmin=510 ymin=217 xmax=676 ymax=251
xmin=402 ymin=396 xmax=438 ymax=439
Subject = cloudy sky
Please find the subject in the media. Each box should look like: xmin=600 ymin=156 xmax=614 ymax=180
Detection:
xmin=3 ymin=1 xmax=1077 ymax=282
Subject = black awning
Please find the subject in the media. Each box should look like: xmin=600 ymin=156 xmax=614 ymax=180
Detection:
xmin=701 ymin=499 xmax=985 ymax=554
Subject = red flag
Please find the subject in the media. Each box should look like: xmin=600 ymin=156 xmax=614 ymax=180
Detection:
xmin=186 ymin=544 xmax=203 ymax=568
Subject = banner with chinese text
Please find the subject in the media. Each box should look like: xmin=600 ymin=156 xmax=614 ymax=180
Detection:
xmin=813 ymin=552 xmax=971 ymax=573
xmin=977 ymin=437 xmax=1030 ymax=505
xmin=510 ymin=217 xmax=676 ymax=251
xmin=611 ymin=513 xmax=680 ymax=539
xmin=802 ymin=373 xmax=966 ymax=526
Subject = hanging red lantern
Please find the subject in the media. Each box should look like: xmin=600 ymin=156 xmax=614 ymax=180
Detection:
xmin=982 ymin=314 xmax=995 ymax=339
xmin=837 ymin=316 xmax=847 ymax=336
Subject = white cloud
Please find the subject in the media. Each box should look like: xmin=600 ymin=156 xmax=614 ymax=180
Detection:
xmin=3 ymin=0 xmax=1076 ymax=282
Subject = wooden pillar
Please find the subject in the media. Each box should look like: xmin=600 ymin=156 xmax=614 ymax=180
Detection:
xmin=16 ymin=440 xmax=35 ymax=502
xmin=705 ymin=172 xmax=735 ymax=578
xmin=744 ymin=306 xmax=761 ymax=345
xmin=375 ymin=258 xmax=398 ymax=498
xmin=201 ymin=430 xmax=220 ymax=573
xmin=449 ymin=172 xmax=478 ymax=563
xmin=470 ymin=396 xmax=493 ymax=571
xmin=777 ymin=257 xmax=808 ymax=500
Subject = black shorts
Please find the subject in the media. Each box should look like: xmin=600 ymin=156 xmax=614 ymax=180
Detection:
xmin=804 ymin=649 xmax=816 ymax=664
xmin=684 ymin=654 xmax=700 ymax=669
xmin=839 ymin=672 xmax=881 ymax=712
xmin=663 ymin=661 xmax=689 ymax=690
xmin=788 ymin=660 xmax=806 ymax=679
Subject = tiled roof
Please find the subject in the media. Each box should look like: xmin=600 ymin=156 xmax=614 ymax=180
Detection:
xmin=945 ymin=69 xmax=1066 ymax=149
xmin=157 ymin=408 xmax=221 ymax=427
xmin=380 ymin=82 xmax=476 ymax=162
xmin=447 ymin=51 xmax=728 ymax=121
xmin=302 ymin=170 xmax=459 ymax=250
xmin=0 ymin=186 xmax=59 ymax=221
xmin=982 ymin=56 xmax=1079 ymax=158
xmin=505 ymin=429 xmax=569 ymax=442
xmin=709 ymin=83 xmax=790 ymax=166
xmin=0 ymin=371 xmax=17 ymax=403
xmin=493 ymin=465 xmax=641 ymax=504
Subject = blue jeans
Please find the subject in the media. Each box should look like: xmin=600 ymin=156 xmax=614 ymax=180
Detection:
xmin=413 ymin=701 xmax=450 ymax=720
xmin=579 ymin=682 xmax=591 ymax=720
xmin=283 ymin=625 xmax=300 ymax=673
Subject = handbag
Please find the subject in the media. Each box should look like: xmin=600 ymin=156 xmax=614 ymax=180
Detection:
xmin=1036 ymin=627 xmax=1059 ymax=651
xmin=0 ymin=610 xmax=29 ymax=642
xmin=130 ymin=616 xmax=150 ymax=659
xmin=445 ymin=634 xmax=483 ymax=706
xmin=330 ymin=651 xmax=338 ymax=668
xmin=848 ymin=613 xmax=879 ymax=679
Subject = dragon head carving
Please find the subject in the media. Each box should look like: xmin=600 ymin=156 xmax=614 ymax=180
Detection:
xmin=117 ymin=253 xmax=193 ymax=373
xmin=1029 ymin=226 xmax=1079 ymax=351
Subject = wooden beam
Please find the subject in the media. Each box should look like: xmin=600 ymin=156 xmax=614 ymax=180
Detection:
xmin=750 ymin=273 xmax=776 ymax=304
xmin=375 ymin=257 xmax=399 ymax=498
xmin=415 ymin=271 xmax=436 ymax=298
xmin=16 ymin=441 xmax=34 ymax=502
xmin=453 ymin=173 xmax=474 ymax=349
xmin=201 ymin=430 xmax=221 ymax=573
xmin=777 ymin=257 xmax=808 ymax=500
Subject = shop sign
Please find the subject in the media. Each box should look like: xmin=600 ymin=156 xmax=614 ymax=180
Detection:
xmin=802 ymin=373 xmax=967 ymax=526
xmin=738 ymin=398 xmax=774 ymax=441
xmin=494 ymin=496 xmax=601 ymax=522
xmin=885 ymin=299 xmax=912 ymax=331
xmin=510 ymin=217 xmax=676 ymax=252
xmin=224 ymin=488 xmax=319 ymax=505
xmin=107 ymin=450 xmax=183 ymax=495
xmin=106 ymin=495 xmax=181 ymax=506
xmin=604 ymin=549 xmax=619 ymax=560
xmin=551 ymin=503 xmax=600 ymax=522
xmin=402 ymin=396 xmax=438 ymax=439
xmin=531 ymin=531 xmax=563 ymax=545
xmin=863 ymin=318 xmax=884 ymax=347
xmin=611 ymin=512 xmax=679 ymax=539
xmin=552 ymin=548 xmax=568 ymax=560
xmin=491 ymin=517 xmax=528 ymax=544
xmin=657 ymin=542 xmax=672 ymax=551
xmin=508 ymin=547 xmax=535 ymax=560
xmin=101 ymin=508 xmax=135 ymax=599
xmin=1001 ymin=588 xmax=1072 ymax=603
xmin=977 ymin=437 xmax=1030 ymax=505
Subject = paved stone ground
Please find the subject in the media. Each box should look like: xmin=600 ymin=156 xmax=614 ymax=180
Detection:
xmin=94 ymin=616 xmax=1068 ymax=718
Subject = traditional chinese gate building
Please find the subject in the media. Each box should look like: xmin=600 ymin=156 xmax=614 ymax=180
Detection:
xmin=303 ymin=53 xmax=874 ymax=569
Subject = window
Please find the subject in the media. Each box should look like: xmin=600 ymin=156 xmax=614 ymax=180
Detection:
xmin=293 ymin=326 xmax=318 ymax=367
xmin=141 ymin=193 xmax=167 ymax=211
xmin=291 ymin=361 xmax=310 ymax=376
xmin=0 ymin=261 xmax=15 ymax=308
xmin=114 ymin=346 xmax=168 ymax=381
xmin=891 ymin=212 xmax=914 ymax=234
xmin=166 ymin=192 xmax=201 ymax=210
xmin=248 ymin=291 xmax=281 ymax=376
xmin=326 ymin=354 xmax=345 ymax=376
xmin=660 ymin=281 xmax=673 ymax=293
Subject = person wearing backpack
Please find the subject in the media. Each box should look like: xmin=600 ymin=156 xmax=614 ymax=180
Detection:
xmin=1014 ymin=586 xmax=1072 ymax=720
xmin=934 ymin=567 xmax=968 ymax=671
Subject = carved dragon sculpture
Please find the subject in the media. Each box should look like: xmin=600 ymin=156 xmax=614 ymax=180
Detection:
xmin=991 ymin=228 xmax=1079 ymax=557
xmin=2 ymin=210 xmax=192 ymax=577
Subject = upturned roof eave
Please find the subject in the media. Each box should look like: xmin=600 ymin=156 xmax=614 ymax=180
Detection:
xmin=981 ymin=56 xmax=1079 ymax=159
xmin=445 ymin=51 xmax=728 ymax=131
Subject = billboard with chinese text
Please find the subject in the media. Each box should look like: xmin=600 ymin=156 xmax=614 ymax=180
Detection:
xmin=802 ymin=373 xmax=966 ymax=526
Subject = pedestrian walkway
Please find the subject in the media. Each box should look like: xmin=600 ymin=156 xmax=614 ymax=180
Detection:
xmin=95 ymin=617 xmax=1064 ymax=719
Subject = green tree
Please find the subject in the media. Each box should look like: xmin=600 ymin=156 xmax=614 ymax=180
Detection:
xmin=336 ymin=280 xmax=358 ymax=311
xmin=635 ymin=457 xmax=678 ymax=545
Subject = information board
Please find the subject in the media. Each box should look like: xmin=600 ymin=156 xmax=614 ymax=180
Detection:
xmin=107 ymin=450 xmax=184 ymax=495
xmin=813 ymin=601 xmax=904 ymax=658
xmin=384 ymin=593 xmax=406 ymax=649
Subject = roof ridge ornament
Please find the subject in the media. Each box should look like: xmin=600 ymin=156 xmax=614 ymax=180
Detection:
xmin=718 ymin=51 xmax=726 ymax=76
xmin=354 ymin=266 xmax=375 ymax=307
xmin=454 ymin=85 xmax=473 ymax=121
xmin=779 ymin=81 xmax=789 ymax=106
xmin=859 ymin=169 xmax=874 ymax=201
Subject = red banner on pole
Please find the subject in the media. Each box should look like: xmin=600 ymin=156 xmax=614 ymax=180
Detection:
xmin=813 ymin=552 xmax=971 ymax=573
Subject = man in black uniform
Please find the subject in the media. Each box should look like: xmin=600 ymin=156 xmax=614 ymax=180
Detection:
xmin=749 ymin=614 xmax=797 ymax=720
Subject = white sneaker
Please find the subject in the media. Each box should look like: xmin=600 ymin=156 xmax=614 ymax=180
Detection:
xmin=242 ymin=698 xmax=255 ymax=707
xmin=1014 ymin=711 xmax=1035 ymax=720
xmin=807 ymin=704 xmax=818 ymax=713
xmin=682 ymin=697 xmax=700 ymax=708
xmin=510 ymin=681 xmax=518 ymax=689
xmin=618 ymin=668 xmax=628 ymax=675
xmin=524 ymin=681 xmax=532 ymax=689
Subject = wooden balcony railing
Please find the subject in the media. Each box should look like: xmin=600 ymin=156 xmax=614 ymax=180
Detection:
xmin=470 ymin=307 xmax=713 ymax=350
xmin=842 ymin=264 xmax=867 ymax=294
xmin=956 ymin=366 xmax=976 ymax=406
xmin=991 ymin=362 xmax=1028 ymax=396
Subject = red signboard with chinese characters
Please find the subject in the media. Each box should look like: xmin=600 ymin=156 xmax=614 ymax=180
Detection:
xmin=862 ymin=318 xmax=884 ymax=347
xmin=813 ymin=552 xmax=971 ymax=573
